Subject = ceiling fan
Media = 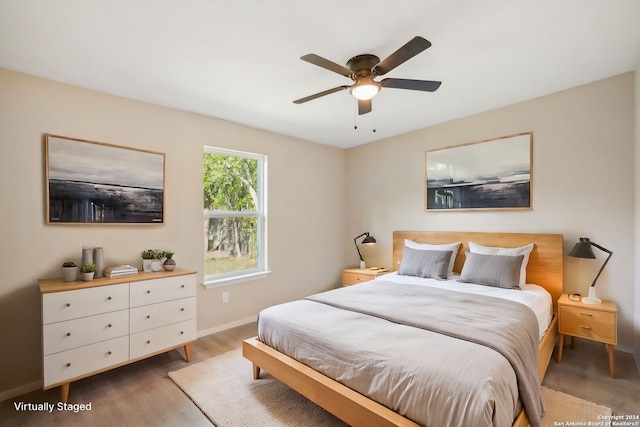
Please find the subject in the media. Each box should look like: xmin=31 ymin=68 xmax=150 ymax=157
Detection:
xmin=293 ymin=36 xmax=441 ymax=115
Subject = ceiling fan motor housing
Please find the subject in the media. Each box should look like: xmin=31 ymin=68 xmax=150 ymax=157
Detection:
xmin=346 ymin=54 xmax=380 ymax=76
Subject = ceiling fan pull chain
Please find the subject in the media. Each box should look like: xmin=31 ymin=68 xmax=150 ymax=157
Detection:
xmin=372 ymin=110 xmax=376 ymax=133
xmin=354 ymin=102 xmax=358 ymax=130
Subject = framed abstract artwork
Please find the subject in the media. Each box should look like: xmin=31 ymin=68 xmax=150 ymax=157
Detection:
xmin=45 ymin=134 xmax=165 ymax=224
xmin=425 ymin=132 xmax=532 ymax=211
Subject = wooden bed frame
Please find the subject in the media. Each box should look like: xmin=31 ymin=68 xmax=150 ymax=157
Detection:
xmin=243 ymin=231 xmax=563 ymax=427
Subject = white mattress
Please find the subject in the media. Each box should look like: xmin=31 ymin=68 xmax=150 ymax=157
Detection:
xmin=375 ymin=272 xmax=553 ymax=340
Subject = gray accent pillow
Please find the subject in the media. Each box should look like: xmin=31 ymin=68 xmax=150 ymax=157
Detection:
xmin=459 ymin=252 xmax=525 ymax=289
xmin=398 ymin=247 xmax=453 ymax=280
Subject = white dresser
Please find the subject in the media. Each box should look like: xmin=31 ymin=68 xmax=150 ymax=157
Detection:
xmin=39 ymin=269 xmax=197 ymax=402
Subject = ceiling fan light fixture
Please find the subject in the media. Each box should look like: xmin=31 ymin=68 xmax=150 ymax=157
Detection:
xmin=349 ymin=78 xmax=380 ymax=100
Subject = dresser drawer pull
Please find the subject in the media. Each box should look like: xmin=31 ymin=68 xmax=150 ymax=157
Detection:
xmin=180 ymin=331 xmax=184 ymax=335
xmin=146 ymin=290 xmax=151 ymax=294
xmin=66 ymin=303 xmax=71 ymax=307
xmin=66 ymin=363 xmax=71 ymax=367
xmin=146 ymin=315 xmax=151 ymax=319
xmin=107 ymin=296 xmax=112 ymax=301
xmin=580 ymin=313 xmax=593 ymax=317
xmin=181 ymin=285 xmax=185 ymax=288
xmin=180 ymin=308 xmax=185 ymax=312
xmin=107 ymin=324 xmax=112 ymax=328
xmin=66 ymin=332 xmax=71 ymax=337
xmin=146 ymin=340 xmax=151 ymax=344
xmin=582 ymin=326 xmax=592 ymax=331
xmin=107 ymin=351 xmax=112 ymax=355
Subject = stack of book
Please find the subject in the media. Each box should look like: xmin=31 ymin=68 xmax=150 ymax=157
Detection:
xmin=104 ymin=265 xmax=139 ymax=278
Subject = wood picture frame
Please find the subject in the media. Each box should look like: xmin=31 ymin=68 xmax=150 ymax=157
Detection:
xmin=425 ymin=132 xmax=532 ymax=211
xmin=45 ymin=134 xmax=165 ymax=224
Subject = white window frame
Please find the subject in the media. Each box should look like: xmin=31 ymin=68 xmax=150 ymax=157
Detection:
xmin=203 ymin=147 xmax=268 ymax=289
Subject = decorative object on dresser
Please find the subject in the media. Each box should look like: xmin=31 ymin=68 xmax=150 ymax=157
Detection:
xmin=163 ymin=251 xmax=176 ymax=271
xmin=353 ymin=232 xmax=376 ymax=269
xmin=557 ymin=294 xmax=617 ymax=377
xmin=93 ymin=247 xmax=104 ymax=278
xmin=79 ymin=263 xmax=96 ymax=281
xmin=39 ymin=269 xmax=197 ymax=403
xmin=342 ymin=267 xmax=389 ymax=286
xmin=568 ymin=237 xmax=613 ymax=304
xmin=141 ymin=249 xmax=164 ymax=273
xmin=103 ymin=264 xmax=138 ymax=278
xmin=61 ymin=262 xmax=78 ymax=282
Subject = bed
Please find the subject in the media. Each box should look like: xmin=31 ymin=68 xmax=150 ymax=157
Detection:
xmin=243 ymin=231 xmax=563 ymax=427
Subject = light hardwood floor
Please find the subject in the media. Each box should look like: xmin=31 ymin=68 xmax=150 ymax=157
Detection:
xmin=1 ymin=323 xmax=638 ymax=426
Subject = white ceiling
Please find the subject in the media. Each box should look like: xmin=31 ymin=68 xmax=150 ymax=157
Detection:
xmin=1 ymin=0 xmax=639 ymax=149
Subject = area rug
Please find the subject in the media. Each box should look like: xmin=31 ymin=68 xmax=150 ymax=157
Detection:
xmin=168 ymin=348 xmax=612 ymax=427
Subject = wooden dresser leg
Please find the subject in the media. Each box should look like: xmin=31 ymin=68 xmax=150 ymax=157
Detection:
xmin=183 ymin=343 xmax=191 ymax=362
xmin=252 ymin=364 xmax=261 ymax=380
xmin=60 ymin=382 xmax=70 ymax=403
xmin=607 ymin=344 xmax=615 ymax=378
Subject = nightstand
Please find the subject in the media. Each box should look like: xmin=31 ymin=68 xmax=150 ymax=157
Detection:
xmin=342 ymin=268 xmax=390 ymax=286
xmin=557 ymin=293 xmax=618 ymax=377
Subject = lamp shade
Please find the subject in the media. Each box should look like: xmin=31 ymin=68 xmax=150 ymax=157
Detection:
xmin=361 ymin=234 xmax=376 ymax=244
xmin=568 ymin=237 xmax=596 ymax=259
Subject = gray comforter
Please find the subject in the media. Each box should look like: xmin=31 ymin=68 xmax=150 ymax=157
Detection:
xmin=257 ymin=280 xmax=543 ymax=427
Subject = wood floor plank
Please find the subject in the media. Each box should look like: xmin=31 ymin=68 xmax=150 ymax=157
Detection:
xmin=1 ymin=322 xmax=638 ymax=426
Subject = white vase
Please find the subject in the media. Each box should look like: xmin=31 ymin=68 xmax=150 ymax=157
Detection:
xmin=142 ymin=259 xmax=160 ymax=273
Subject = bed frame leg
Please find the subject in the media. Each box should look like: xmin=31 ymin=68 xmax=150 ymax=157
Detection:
xmin=252 ymin=363 xmax=261 ymax=379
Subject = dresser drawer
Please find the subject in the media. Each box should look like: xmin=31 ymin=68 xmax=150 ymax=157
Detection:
xmin=130 ymin=297 xmax=196 ymax=333
xmin=43 ymin=283 xmax=129 ymax=324
xmin=44 ymin=309 xmax=129 ymax=355
xmin=559 ymin=306 xmax=616 ymax=344
xmin=130 ymin=275 xmax=196 ymax=307
xmin=43 ymin=336 xmax=129 ymax=387
xmin=130 ymin=319 xmax=197 ymax=360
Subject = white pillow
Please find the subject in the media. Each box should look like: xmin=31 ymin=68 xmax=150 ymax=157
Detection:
xmin=468 ymin=241 xmax=534 ymax=287
xmin=404 ymin=239 xmax=461 ymax=277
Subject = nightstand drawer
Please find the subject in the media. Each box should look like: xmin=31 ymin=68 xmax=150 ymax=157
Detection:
xmin=559 ymin=306 xmax=616 ymax=344
xmin=343 ymin=272 xmax=373 ymax=286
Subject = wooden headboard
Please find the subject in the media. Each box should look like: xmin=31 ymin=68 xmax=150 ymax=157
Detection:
xmin=393 ymin=231 xmax=564 ymax=312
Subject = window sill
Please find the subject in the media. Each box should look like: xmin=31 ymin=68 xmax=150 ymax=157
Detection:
xmin=202 ymin=270 xmax=271 ymax=289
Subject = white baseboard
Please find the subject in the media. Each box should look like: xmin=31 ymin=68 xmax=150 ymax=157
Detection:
xmin=0 ymin=380 xmax=41 ymax=403
xmin=197 ymin=316 xmax=257 ymax=338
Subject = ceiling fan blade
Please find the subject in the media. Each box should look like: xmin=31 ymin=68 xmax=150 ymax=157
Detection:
xmin=300 ymin=54 xmax=353 ymax=77
xmin=293 ymin=86 xmax=350 ymax=104
xmin=381 ymin=78 xmax=441 ymax=92
xmin=373 ymin=36 xmax=432 ymax=76
xmin=358 ymin=99 xmax=372 ymax=115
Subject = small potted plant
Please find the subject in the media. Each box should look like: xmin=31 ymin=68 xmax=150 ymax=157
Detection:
xmin=61 ymin=262 xmax=78 ymax=282
xmin=80 ymin=263 xmax=97 ymax=281
xmin=141 ymin=249 xmax=164 ymax=272
xmin=163 ymin=251 xmax=176 ymax=271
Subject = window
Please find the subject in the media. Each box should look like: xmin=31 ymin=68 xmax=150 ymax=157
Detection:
xmin=203 ymin=147 xmax=267 ymax=288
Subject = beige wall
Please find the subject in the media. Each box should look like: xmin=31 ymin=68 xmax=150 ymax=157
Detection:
xmin=346 ymin=73 xmax=636 ymax=350
xmin=0 ymin=69 xmax=346 ymax=397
